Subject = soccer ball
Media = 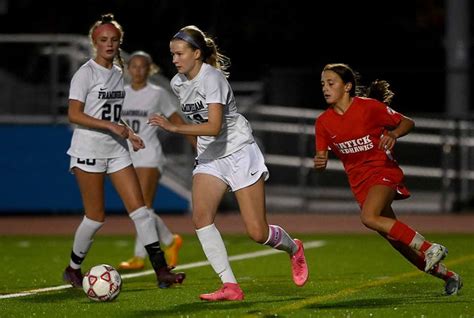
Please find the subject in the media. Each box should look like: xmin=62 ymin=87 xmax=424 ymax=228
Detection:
xmin=82 ymin=264 xmax=122 ymax=302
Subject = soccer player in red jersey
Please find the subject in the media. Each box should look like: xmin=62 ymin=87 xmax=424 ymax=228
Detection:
xmin=314 ymin=63 xmax=462 ymax=295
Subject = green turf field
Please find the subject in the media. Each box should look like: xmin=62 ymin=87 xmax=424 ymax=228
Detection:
xmin=0 ymin=234 xmax=472 ymax=317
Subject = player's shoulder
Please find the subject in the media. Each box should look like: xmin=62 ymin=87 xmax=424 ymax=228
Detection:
xmin=317 ymin=107 xmax=334 ymax=121
xmin=113 ymin=64 xmax=122 ymax=71
xmin=170 ymin=73 xmax=185 ymax=88
xmin=146 ymin=82 xmax=165 ymax=93
xmin=356 ymin=96 xmax=385 ymax=107
xmin=75 ymin=59 xmax=94 ymax=74
xmin=70 ymin=60 xmax=96 ymax=83
xmin=201 ymin=63 xmax=226 ymax=81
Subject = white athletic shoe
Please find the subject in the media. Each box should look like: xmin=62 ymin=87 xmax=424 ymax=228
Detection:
xmin=445 ymin=273 xmax=463 ymax=296
xmin=424 ymin=243 xmax=448 ymax=272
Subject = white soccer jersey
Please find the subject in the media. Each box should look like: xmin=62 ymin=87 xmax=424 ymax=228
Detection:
xmin=171 ymin=63 xmax=254 ymax=160
xmin=67 ymin=59 xmax=128 ymax=158
xmin=122 ymin=83 xmax=177 ymax=169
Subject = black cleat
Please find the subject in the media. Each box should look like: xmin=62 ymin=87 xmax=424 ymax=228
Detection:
xmin=157 ymin=266 xmax=186 ymax=289
xmin=63 ymin=266 xmax=83 ymax=288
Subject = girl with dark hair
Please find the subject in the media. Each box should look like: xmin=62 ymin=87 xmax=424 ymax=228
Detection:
xmin=314 ymin=63 xmax=462 ymax=296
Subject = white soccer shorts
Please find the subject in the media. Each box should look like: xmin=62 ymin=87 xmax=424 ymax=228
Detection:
xmin=193 ymin=142 xmax=269 ymax=192
xmin=128 ymin=142 xmax=166 ymax=172
xmin=69 ymin=155 xmax=133 ymax=174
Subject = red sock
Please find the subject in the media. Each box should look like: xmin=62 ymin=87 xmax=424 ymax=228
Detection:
xmin=430 ymin=263 xmax=455 ymax=281
xmin=420 ymin=241 xmax=432 ymax=253
xmin=415 ymin=255 xmax=426 ymax=271
xmin=388 ymin=221 xmax=416 ymax=245
xmin=388 ymin=221 xmax=432 ymax=253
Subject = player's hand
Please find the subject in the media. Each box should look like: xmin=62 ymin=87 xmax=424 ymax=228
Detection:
xmin=128 ymin=133 xmax=145 ymax=151
xmin=148 ymin=113 xmax=177 ymax=133
xmin=379 ymin=131 xmax=397 ymax=151
xmin=314 ymin=154 xmax=328 ymax=170
xmin=109 ymin=122 xmax=129 ymax=139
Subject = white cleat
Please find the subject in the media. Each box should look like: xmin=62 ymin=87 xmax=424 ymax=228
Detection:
xmin=424 ymin=243 xmax=448 ymax=272
xmin=445 ymin=273 xmax=463 ymax=296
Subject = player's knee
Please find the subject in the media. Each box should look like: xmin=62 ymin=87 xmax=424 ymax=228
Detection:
xmin=360 ymin=214 xmax=378 ymax=230
xmin=192 ymin=212 xmax=213 ymax=229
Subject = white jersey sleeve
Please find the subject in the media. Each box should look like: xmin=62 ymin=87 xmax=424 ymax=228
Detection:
xmin=69 ymin=66 xmax=91 ymax=103
xmin=203 ymin=71 xmax=230 ymax=105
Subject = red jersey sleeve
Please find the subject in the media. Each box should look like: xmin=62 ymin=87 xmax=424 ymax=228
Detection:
xmin=315 ymin=116 xmax=329 ymax=151
xmin=368 ymin=99 xmax=403 ymax=128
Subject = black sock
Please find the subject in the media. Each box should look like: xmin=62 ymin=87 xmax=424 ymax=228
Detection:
xmin=145 ymin=242 xmax=167 ymax=270
xmin=70 ymin=251 xmax=85 ymax=268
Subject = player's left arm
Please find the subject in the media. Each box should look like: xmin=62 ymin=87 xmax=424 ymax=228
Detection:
xmin=379 ymin=114 xmax=414 ymax=151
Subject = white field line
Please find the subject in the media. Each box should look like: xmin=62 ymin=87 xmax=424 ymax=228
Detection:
xmin=0 ymin=240 xmax=325 ymax=300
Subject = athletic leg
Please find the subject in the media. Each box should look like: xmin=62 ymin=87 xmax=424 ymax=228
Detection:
xmin=64 ymin=168 xmax=106 ymax=287
xmin=235 ymin=177 xmax=308 ymax=286
xmin=361 ymin=185 xmax=443 ymax=267
xmin=119 ymin=167 xmax=180 ymax=269
xmin=193 ymin=173 xmax=244 ymax=301
xmin=379 ymin=205 xmax=460 ymax=294
xmin=110 ymin=165 xmax=185 ymax=287
xmin=364 ymin=186 xmax=457 ymax=293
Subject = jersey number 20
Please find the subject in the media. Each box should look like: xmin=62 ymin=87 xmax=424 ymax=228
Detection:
xmin=102 ymin=103 xmax=122 ymax=122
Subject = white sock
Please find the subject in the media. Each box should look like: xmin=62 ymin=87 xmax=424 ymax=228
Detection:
xmin=129 ymin=206 xmax=159 ymax=246
xmin=263 ymin=225 xmax=298 ymax=255
xmin=409 ymin=232 xmax=426 ymax=251
xmin=148 ymin=209 xmax=174 ymax=246
xmin=196 ymin=224 xmax=237 ymax=284
xmin=133 ymin=235 xmax=147 ymax=259
xmin=70 ymin=216 xmax=104 ymax=269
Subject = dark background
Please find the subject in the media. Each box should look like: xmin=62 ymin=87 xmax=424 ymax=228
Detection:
xmin=0 ymin=0 xmax=451 ymax=115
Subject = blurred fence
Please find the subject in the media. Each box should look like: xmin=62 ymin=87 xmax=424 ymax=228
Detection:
xmin=1 ymin=34 xmax=473 ymax=213
xmin=247 ymin=105 xmax=474 ymax=213
xmin=3 ymin=107 xmax=472 ymax=214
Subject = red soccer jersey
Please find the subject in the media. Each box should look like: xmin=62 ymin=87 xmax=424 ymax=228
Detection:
xmin=315 ymin=96 xmax=403 ymax=188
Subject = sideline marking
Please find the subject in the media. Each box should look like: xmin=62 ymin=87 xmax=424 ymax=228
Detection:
xmin=245 ymin=254 xmax=474 ymax=317
xmin=0 ymin=240 xmax=325 ymax=300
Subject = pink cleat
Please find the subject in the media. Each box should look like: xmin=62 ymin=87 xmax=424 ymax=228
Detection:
xmin=291 ymin=239 xmax=309 ymax=286
xmin=199 ymin=283 xmax=244 ymax=301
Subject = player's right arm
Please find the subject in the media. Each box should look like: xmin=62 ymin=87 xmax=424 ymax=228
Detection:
xmin=68 ymin=99 xmax=129 ymax=139
xmin=314 ymin=151 xmax=328 ymax=171
xmin=168 ymin=112 xmax=197 ymax=149
xmin=314 ymin=116 xmax=329 ymax=172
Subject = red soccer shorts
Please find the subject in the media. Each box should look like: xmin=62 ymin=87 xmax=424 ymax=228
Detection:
xmin=351 ymin=166 xmax=410 ymax=208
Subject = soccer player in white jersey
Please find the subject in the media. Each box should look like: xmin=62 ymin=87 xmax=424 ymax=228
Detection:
xmin=148 ymin=25 xmax=309 ymax=301
xmin=118 ymin=51 xmax=196 ymax=270
xmin=63 ymin=13 xmax=185 ymax=289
